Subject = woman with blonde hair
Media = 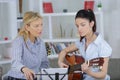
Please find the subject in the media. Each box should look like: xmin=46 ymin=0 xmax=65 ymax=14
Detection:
xmin=5 ymin=11 xmax=49 ymax=80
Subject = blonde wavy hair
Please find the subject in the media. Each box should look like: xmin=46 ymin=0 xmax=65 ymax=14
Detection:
xmin=18 ymin=11 xmax=42 ymax=41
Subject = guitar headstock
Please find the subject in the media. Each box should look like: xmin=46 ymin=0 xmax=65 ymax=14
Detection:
xmin=89 ymin=57 xmax=104 ymax=67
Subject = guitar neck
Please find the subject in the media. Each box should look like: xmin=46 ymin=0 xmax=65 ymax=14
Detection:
xmin=68 ymin=57 xmax=104 ymax=74
xmin=68 ymin=62 xmax=83 ymax=74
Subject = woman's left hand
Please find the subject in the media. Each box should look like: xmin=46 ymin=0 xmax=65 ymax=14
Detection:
xmin=22 ymin=67 xmax=35 ymax=80
xmin=81 ymin=61 xmax=90 ymax=73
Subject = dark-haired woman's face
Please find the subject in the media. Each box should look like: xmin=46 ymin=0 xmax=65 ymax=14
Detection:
xmin=75 ymin=18 xmax=94 ymax=37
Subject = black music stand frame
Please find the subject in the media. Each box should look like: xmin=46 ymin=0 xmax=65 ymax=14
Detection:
xmin=36 ymin=69 xmax=67 ymax=80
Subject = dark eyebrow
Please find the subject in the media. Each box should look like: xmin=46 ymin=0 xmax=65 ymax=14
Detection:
xmin=80 ymin=22 xmax=86 ymax=24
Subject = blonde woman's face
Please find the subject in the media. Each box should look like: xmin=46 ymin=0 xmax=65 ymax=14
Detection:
xmin=26 ymin=18 xmax=43 ymax=37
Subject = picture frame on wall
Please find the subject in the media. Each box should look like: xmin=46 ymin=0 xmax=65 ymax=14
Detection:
xmin=84 ymin=0 xmax=94 ymax=10
xmin=43 ymin=2 xmax=53 ymax=13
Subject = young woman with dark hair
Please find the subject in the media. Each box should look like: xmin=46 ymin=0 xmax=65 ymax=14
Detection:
xmin=58 ymin=9 xmax=112 ymax=80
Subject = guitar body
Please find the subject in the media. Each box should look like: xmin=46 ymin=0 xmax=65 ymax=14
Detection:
xmin=65 ymin=54 xmax=84 ymax=80
xmin=66 ymin=54 xmax=104 ymax=80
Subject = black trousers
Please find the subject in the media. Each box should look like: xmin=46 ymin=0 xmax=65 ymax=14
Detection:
xmin=7 ymin=76 xmax=37 ymax=80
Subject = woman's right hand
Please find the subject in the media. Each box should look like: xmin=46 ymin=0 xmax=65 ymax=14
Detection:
xmin=58 ymin=61 xmax=69 ymax=68
xmin=21 ymin=67 xmax=35 ymax=80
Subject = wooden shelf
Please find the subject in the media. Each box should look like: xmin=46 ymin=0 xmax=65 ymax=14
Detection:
xmin=17 ymin=19 xmax=23 ymax=22
xmin=0 ymin=40 xmax=12 ymax=44
xmin=42 ymin=12 xmax=76 ymax=16
xmin=48 ymin=54 xmax=58 ymax=59
xmin=17 ymin=17 xmax=23 ymax=22
xmin=43 ymin=38 xmax=78 ymax=42
xmin=42 ymin=11 xmax=102 ymax=17
xmin=0 ymin=0 xmax=14 ymax=3
xmin=0 ymin=58 xmax=11 ymax=64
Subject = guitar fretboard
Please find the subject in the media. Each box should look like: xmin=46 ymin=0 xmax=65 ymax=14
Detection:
xmin=68 ymin=63 xmax=83 ymax=74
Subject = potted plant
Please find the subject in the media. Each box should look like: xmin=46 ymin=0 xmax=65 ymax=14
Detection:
xmin=97 ymin=2 xmax=102 ymax=11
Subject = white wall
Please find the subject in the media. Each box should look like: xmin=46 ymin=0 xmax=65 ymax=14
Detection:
xmin=0 ymin=0 xmax=17 ymax=40
xmin=101 ymin=0 xmax=120 ymax=58
xmin=1 ymin=0 xmax=119 ymax=58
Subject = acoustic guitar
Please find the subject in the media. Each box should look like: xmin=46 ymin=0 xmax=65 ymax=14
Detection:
xmin=65 ymin=54 xmax=104 ymax=80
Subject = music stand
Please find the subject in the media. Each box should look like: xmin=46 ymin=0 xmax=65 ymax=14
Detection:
xmin=36 ymin=68 xmax=68 ymax=80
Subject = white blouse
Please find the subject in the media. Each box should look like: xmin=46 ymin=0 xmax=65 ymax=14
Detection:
xmin=75 ymin=33 xmax=112 ymax=80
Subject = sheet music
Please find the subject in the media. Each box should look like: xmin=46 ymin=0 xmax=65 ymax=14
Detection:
xmin=41 ymin=68 xmax=68 ymax=80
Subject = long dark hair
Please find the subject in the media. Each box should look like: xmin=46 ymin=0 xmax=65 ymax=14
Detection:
xmin=75 ymin=9 xmax=96 ymax=41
